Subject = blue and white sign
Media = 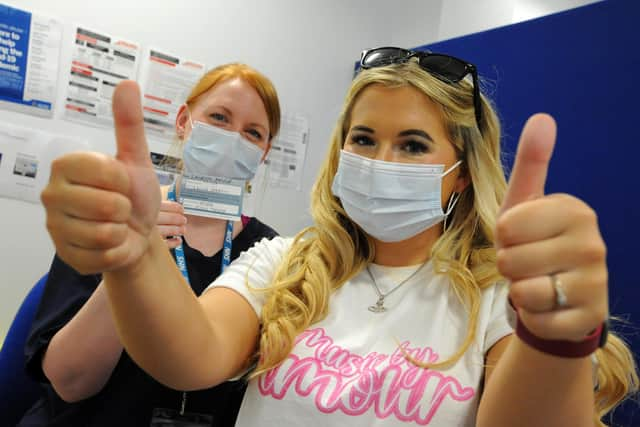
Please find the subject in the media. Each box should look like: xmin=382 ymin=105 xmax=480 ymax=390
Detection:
xmin=0 ymin=4 xmax=62 ymax=117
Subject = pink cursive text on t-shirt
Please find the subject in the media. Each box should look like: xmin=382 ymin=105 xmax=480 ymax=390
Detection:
xmin=258 ymin=327 xmax=475 ymax=425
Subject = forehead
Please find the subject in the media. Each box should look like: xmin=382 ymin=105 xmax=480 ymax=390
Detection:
xmin=350 ymin=84 xmax=446 ymax=131
xmin=195 ymin=78 xmax=268 ymax=120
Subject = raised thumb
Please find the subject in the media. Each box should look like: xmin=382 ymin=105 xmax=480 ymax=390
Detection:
xmin=112 ymin=80 xmax=151 ymax=166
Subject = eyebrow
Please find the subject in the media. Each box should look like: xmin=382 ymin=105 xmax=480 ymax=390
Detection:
xmin=209 ymin=105 xmax=233 ymax=117
xmin=398 ymin=129 xmax=434 ymax=142
xmin=351 ymin=125 xmax=374 ymax=133
xmin=351 ymin=125 xmax=434 ymax=142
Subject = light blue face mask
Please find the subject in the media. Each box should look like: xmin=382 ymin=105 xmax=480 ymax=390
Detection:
xmin=331 ymin=150 xmax=461 ymax=242
xmin=182 ymin=120 xmax=264 ymax=180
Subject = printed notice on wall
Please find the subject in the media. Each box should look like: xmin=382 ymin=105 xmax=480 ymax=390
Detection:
xmin=0 ymin=122 xmax=88 ymax=203
xmin=0 ymin=4 xmax=62 ymax=117
xmin=139 ymin=48 xmax=205 ymax=141
xmin=265 ymin=113 xmax=309 ymax=190
xmin=63 ymin=26 xmax=140 ymax=128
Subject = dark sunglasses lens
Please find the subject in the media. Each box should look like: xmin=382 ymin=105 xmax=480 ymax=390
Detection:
xmin=362 ymin=48 xmax=411 ymax=68
xmin=419 ymin=55 xmax=468 ymax=82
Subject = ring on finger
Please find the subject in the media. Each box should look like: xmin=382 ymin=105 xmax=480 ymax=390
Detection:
xmin=550 ymin=273 xmax=568 ymax=309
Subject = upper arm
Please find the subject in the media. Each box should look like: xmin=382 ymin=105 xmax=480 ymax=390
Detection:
xmin=199 ymin=286 xmax=261 ymax=382
xmin=194 ymin=236 xmax=287 ymax=385
xmin=483 ymin=334 xmax=513 ymax=390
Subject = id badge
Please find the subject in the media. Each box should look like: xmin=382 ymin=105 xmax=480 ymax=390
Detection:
xmin=179 ymin=173 xmax=244 ymax=221
xmin=150 ymin=407 xmax=213 ymax=427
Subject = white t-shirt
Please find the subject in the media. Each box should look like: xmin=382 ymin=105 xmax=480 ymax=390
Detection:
xmin=208 ymin=237 xmax=513 ymax=427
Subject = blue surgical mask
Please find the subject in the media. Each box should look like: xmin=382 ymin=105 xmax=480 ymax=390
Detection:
xmin=331 ymin=150 xmax=461 ymax=242
xmin=182 ymin=120 xmax=263 ymax=180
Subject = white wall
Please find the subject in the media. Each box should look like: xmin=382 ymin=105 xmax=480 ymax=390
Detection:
xmin=0 ymin=0 xmax=599 ymax=340
xmin=437 ymin=0 xmax=601 ymax=41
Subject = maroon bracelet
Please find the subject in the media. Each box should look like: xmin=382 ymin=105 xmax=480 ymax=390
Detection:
xmin=509 ymin=299 xmax=608 ymax=358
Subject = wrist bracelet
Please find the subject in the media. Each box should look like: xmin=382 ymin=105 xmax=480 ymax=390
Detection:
xmin=508 ymin=299 xmax=609 ymax=358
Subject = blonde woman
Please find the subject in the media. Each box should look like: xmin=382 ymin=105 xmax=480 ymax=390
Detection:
xmin=21 ymin=63 xmax=280 ymax=426
xmin=41 ymin=48 xmax=637 ymax=426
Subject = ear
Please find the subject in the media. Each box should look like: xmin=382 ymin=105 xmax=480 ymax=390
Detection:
xmin=175 ymin=104 xmax=191 ymax=139
xmin=453 ymin=166 xmax=471 ymax=193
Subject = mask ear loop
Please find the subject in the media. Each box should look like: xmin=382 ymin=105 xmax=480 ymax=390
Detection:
xmin=443 ymin=192 xmax=460 ymax=232
xmin=442 ymin=160 xmax=463 ymax=231
xmin=187 ymin=107 xmax=195 ymax=133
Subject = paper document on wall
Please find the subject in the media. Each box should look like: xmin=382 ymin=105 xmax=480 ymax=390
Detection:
xmin=139 ymin=48 xmax=206 ymax=141
xmin=63 ymin=26 xmax=140 ymax=128
xmin=0 ymin=4 xmax=62 ymax=117
xmin=266 ymin=113 xmax=309 ymax=190
xmin=0 ymin=122 xmax=88 ymax=203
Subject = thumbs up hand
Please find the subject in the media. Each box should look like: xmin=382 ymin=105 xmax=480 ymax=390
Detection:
xmin=42 ymin=81 xmax=161 ymax=274
xmin=495 ymin=114 xmax=608 ymax=342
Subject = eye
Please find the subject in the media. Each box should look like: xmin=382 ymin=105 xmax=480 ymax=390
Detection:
xmin=349 ymin=133 xmax=375 ymax=147
xmin=210 ymin=112 xmax=228 ymax=123
xmin=401 ymin=139 xmax=429 ymax=155
xmin=246 ymin=129 xmax=263 ymax=141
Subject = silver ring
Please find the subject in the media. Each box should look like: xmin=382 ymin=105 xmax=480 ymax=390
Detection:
xmin=551 ymin=273 xmax=568 ymax=309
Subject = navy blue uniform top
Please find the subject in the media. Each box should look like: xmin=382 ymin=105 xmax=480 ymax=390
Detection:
xmin=19 ymin=217 xmax=278 ymax=427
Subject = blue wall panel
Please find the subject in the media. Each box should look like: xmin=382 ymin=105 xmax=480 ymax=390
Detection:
xmin=419 ymin=1 xmax=639 ymax=424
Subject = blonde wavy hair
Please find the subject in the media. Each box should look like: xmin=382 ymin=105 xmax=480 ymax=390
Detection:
xmin=252 ymin=61 xmax=638 ymax=424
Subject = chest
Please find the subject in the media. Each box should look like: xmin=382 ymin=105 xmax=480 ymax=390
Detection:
xmin=244 ymin=276 xmax=492 ymax=426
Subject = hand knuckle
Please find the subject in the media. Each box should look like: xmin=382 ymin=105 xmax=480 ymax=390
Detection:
xmin=555 ymin=193 xmax=574 ymax=203
xmin=95 ymin=200 xmax=117 ymax=219
xmin=100 ymin=250 xmax=120 ymax=270
xmin=495 ymin=216 xmax=511 ymax=244
xmin=93 ymin=160 xmax=114 ymax=188
xmin=114 ymin=195 xmax=132 ymax=220
xmin=91 ymin=156 xmax=123 ymax=190
xmin=598 ymin=269 xmax=609 ymax=287
xmin=509 ymin=283 xmax=526 ymax=306
xmin=94 ymin=224 xmax=118 ymax=247
xmin=45 ymin=216 xmax=61 ymax=234
xmin=40 ymin=188 xmax=52 ymax=207
xmin=579 ymin=240 xmax=606 ymax=263
xmin=572 ymin=203 xmax=597 ymax=224
xmin=496 ymin=249 xmax=512 ymax=275
xmin=49 ymin=157 xmax=65 ymax=176
xmin=591 ymin=306 xmax=608 ymax=324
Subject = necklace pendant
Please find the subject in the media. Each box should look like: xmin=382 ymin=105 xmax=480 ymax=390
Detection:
xmin=368 ymin=298 xmax=386 ymax=313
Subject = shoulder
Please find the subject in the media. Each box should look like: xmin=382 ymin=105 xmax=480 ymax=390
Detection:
xmin=240 ymin=235 xmax=293 ymax=263
xmin=243 ymin=217 xmax=279 ymax=240
xmin=222 ymin=236 xmax=293 ymax=288
xmin=483 ymin=280 xmax=510 ymax=302
xmin=473 ymin=280 xmax=510 ymax=313
xmin=481 ymin=281 xmax=514 ymax=352
xmin=207 ymin=236 xmax=294 ymax=312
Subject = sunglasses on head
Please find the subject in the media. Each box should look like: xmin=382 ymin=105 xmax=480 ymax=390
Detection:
xmin=359 ymin=46 xmax=483 ymax=133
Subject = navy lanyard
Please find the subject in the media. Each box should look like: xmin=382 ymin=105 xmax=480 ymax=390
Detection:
xmin=167 ymin=183 xmax=233 ymax=284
